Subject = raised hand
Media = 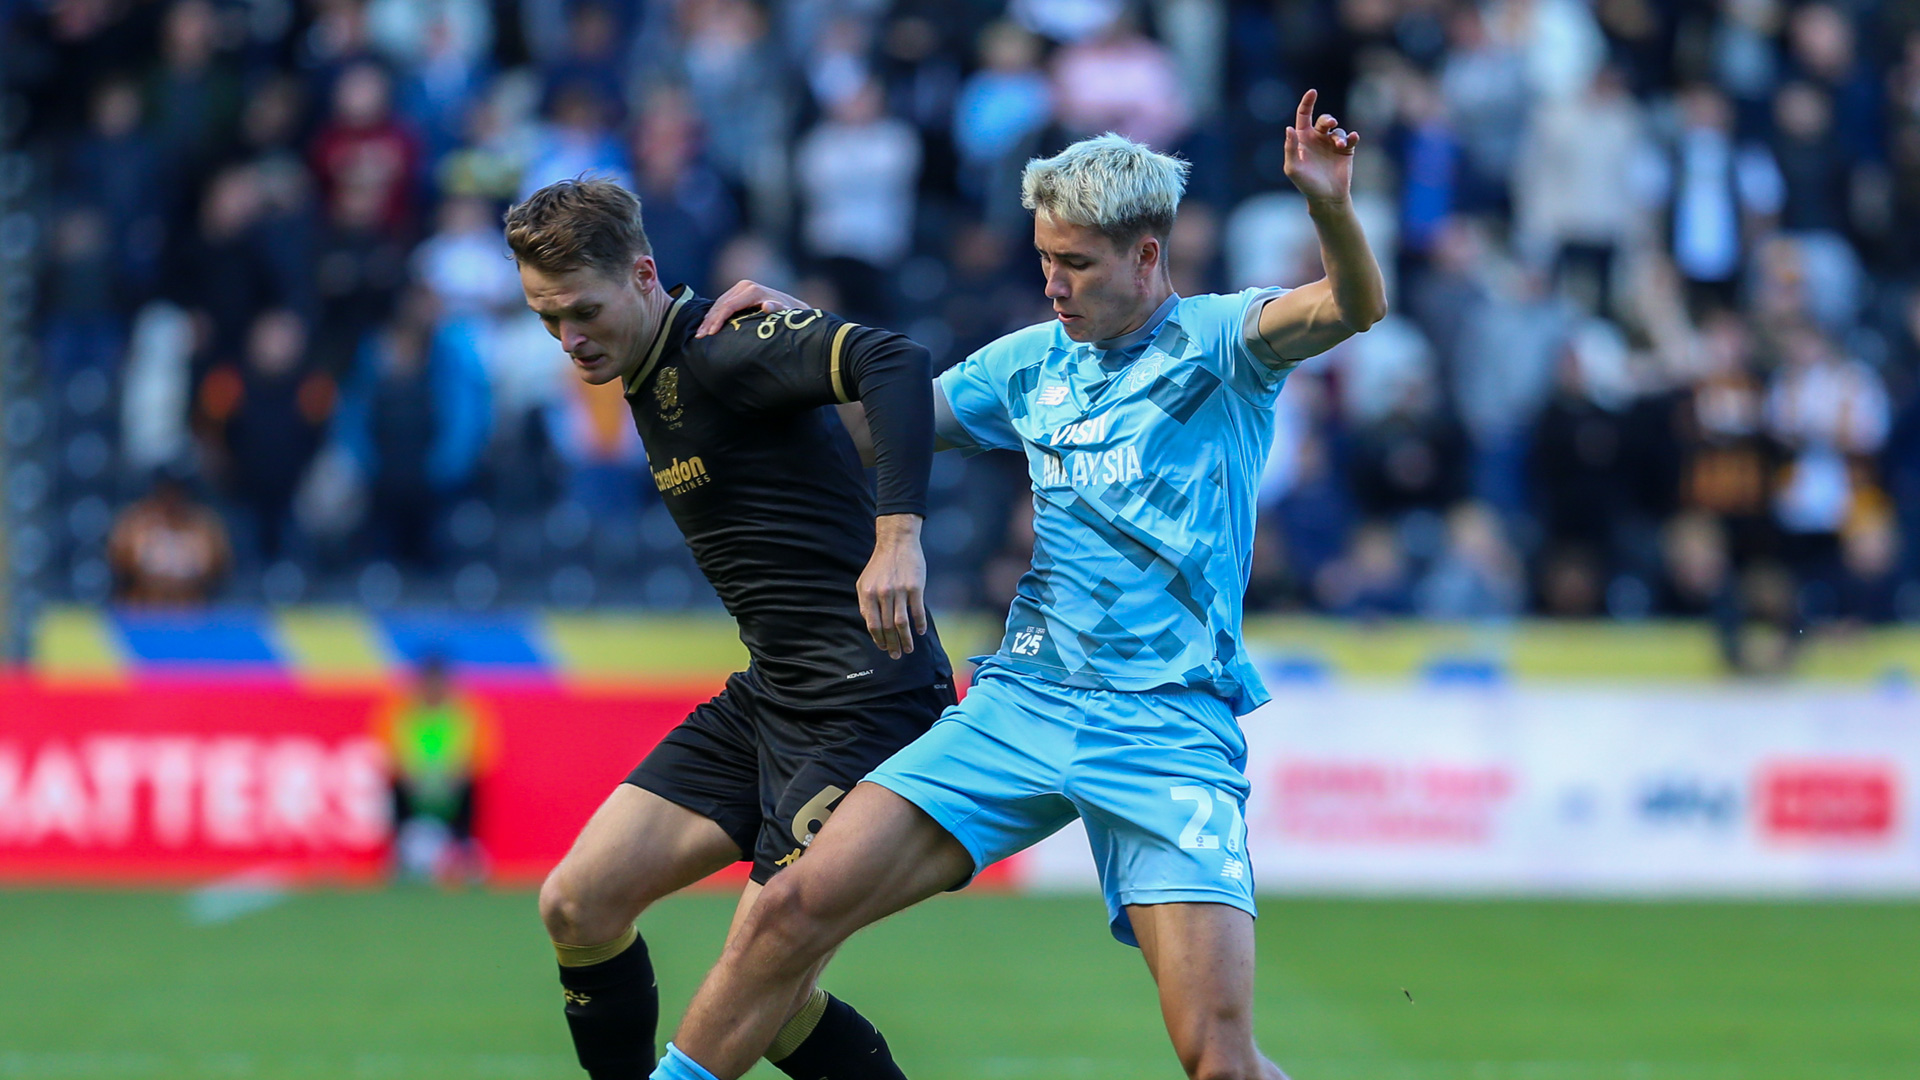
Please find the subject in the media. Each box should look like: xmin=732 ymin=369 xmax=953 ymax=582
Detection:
xmin=695 ymin=279 xmax=809 ymax=337
xmin=1283 ymin=89 xmax=1359 ymax=206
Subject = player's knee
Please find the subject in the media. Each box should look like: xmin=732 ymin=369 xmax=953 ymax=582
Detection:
xmin=740 ymin=870 xmax=844 ymax=961
xmin=1173 ymin=1020 xmax=1263 ymax=1080
xmin=539 ymin=868 xmax=627 ymax=945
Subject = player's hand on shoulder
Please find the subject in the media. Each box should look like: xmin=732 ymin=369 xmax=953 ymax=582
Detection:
xmin=696 ymin=280 xmax=810 ymax=337
xmin=859 ymin=513 xmax=929 ymax=661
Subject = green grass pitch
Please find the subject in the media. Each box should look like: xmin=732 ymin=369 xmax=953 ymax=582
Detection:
xmin=0 ymin=888 xmax=1914 ymax=1079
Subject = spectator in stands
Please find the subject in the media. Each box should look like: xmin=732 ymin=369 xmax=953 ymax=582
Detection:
xmin=668 ymin=0 xmax=789 ymax=223
xmin=1766 ymin=324 xmax=1891 ymax=618
xmin=107 ymin=472 xmax=232 ymax=606
xmin=1337 ymin=316 xmax=1464 ymax=520
xmin=1657 ymin=84 xmax=1783 ymax=314
xmin=199 ymin=309 xmax=335 ymax=564
xmin=40 ymin=207 xmax=124 ymax=373
xmin=1837 ymin=502 xmax=1901 ymax=623
xmin=1886 ymin=290 xmax=1920 ymax=584
xmin=517 ymin=83 xmax=631 ymax=198
xmin=1676 ymin=312 xmax=1775 ymax=555
xmin=628 ymin=85 xmax=738 ymax=305
xmin=162 ymin=165 xmax=280 ymax=364
xmin=64 ymin=76 xmax=163 ymax=298
xmin=334 ymin=286 xmax=492 ymax=569
xmin=1048 ymin=8 xmax=1191 ymax=151
xmin=413 ymin=195 xmax=523 ymax=317
xmin=1261 ymin=371 xmax=1354 ymax=605
xmin=310 ymin=60 xmax=423 ymax=240
xmin=1770 ymin=81 xmax=1851 ymax=236
xmin=1530 ymin=323 xmax=1638 ymax=586
xmin=1886 ymin=30 xmax=1920 ymax=272
xmin=953 ymin=20 xmax=1053 ymax=223
xmin=1453 ymin=263 xmax=1574 ymax=516
xmin=794 ymin=75 xmax=921 ymax=324
xmin=390 ymin=0 xmax=494 ymax=167
xmin=145 ymin=0 xmax=242 ymax=195
xmin=236 ymin=75 xmax=321 ymax=319
xmin=1439 ymin=0 xmax=1529 ymax=214
xmin=1316 ymin=522 xmax=1415 ymax=618
xmin=1512 ymin=66 xmax=1651 ymax=315
xmin=1416 ymin=501 xmax=1526 ymax=618
xmin=537 ymin=1 xmax=625 ymax=120
xmin=1785 ymin=3 xmax=1881 ymax=161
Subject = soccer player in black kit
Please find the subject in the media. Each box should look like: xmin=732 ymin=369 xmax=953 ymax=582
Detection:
xmin=506 ymin=178 xmax=951 ymax=1080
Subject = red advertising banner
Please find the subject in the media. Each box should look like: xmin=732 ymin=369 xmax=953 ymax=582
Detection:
xmin=0 ymin=677 xmax=716 ymax=885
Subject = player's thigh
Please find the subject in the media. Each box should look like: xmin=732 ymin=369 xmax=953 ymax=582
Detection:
xmin=748 ymin=781 xmax=973 ymax=948
xmin=541 ymin=784 xmax=742 ymax=943
xmin=1128 ymin=902 xmax=1274 ymax=1079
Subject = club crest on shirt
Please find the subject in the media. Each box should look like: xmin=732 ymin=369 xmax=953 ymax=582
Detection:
xmin=653 ymin=366 xmax=685 ymax=424
xmin=1124 ymin=357 xmax=1162 ymax=391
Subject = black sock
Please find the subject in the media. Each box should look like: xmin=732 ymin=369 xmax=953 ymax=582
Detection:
xmin=769 ymin=992 xmax=907 ymax=1080
xmin=557 ymin=931 xmax=659 ymax=1080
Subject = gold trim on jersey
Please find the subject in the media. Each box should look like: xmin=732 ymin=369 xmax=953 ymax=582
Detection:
xmin=622 ymin=286 xmax=693 ymax=398
xmin=828 ymin=322 xmax=857 ymax=403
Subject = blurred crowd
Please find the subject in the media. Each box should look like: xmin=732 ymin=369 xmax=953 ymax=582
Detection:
xmin=5 ymin=0 xmax=1920 ymax=657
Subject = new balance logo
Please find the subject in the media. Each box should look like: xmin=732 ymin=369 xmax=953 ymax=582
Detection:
xmin=1221 ymin=859 xmax=1245 ymax=881
xmin=1039 ymin=385 xmax=1069 ymax=406
xmin=563 ymin=990 xmax=592 ymax=1006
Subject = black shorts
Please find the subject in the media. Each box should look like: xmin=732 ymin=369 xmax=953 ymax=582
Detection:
xmin=626 ymin=670 xmax=955 ymax=883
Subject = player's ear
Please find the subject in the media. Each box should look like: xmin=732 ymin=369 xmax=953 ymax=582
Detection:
xmin=631 ymin=253 xmax=658 ymax=290
xmin=1136 ymin=234 xmax=1163 ymax=280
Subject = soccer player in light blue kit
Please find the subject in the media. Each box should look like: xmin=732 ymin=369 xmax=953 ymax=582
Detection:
xmin=654 ymin=89 xmax=1386 ymax=1080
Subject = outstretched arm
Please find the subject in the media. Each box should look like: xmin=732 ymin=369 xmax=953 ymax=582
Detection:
xmin=1256 ymin=88 xmax=1388 ymax=362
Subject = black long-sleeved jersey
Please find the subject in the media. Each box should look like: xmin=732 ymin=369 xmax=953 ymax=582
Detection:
xmin=624 ymin=286 xmax=951 ymax=704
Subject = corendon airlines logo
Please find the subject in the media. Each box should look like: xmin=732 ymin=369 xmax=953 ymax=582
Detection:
xmin=1757 ymin=761 xmax=1897 ymax=842
xmin=652 ymin=455 xmax=710 ymax=496
xmin=0 ymin=735 xmax=390 ymax=851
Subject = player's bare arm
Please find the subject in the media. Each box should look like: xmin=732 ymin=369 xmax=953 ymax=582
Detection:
xmin=1255 ymin=88 xmax=1389 ymax=362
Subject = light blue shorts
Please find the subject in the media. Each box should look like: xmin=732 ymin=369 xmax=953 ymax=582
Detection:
xmin=865 ymin=663 xmax=1255 ymax=946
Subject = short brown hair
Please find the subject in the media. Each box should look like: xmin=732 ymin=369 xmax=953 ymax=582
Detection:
xmin=503 ymin=177 xmax=652 ymax=277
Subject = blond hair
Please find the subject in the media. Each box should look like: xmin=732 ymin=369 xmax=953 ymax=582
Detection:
xmin=1020 ymin=133 xmax=1190 ymax=245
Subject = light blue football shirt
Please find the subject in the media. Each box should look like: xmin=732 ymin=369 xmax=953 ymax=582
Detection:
xmin=938 ymin=288 xmax=1296 ymax=715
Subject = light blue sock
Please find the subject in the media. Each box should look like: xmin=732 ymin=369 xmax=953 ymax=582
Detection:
xmin=651 ymin=1043 xmax=722 ymax=1080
